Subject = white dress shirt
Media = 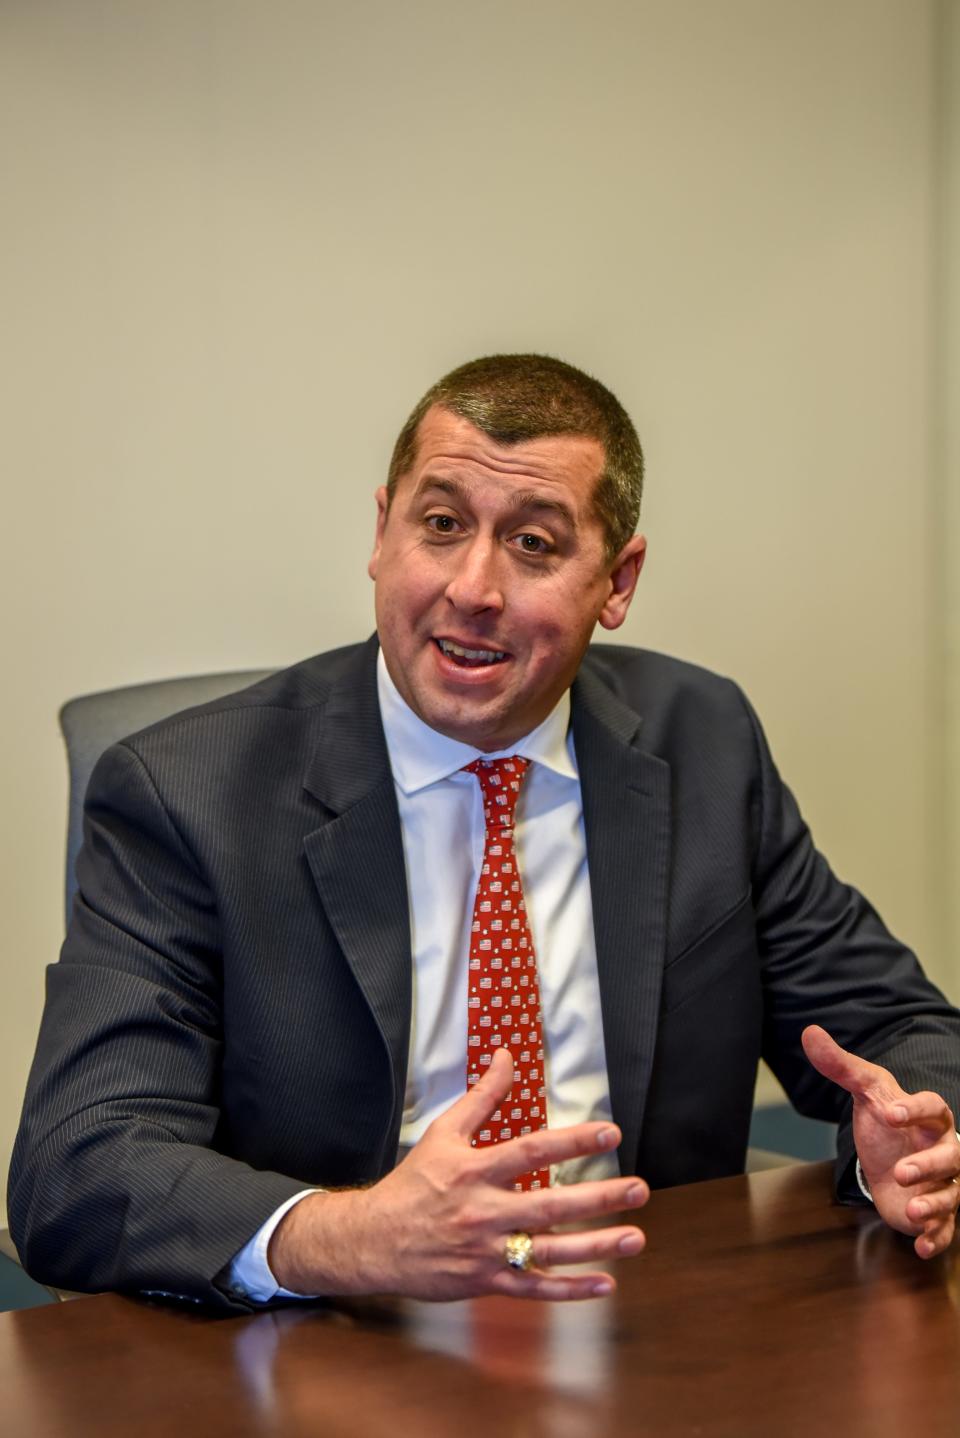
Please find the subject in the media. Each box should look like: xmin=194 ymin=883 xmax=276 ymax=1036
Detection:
xmin=227 ymin=653 xmax=616 ymax=1300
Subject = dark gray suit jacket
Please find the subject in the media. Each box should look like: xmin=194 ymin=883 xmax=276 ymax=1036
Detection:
xmin=9 ymin=638 xmax=960 ymax=1310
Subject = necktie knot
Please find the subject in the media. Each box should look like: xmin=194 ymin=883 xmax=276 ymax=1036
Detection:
xmin=464 ymin=756 xmax=530 ymax=829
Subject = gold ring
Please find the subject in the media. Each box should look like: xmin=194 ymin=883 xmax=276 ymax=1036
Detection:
xmin=504 ymin=1231 xmax=535 ymax=1272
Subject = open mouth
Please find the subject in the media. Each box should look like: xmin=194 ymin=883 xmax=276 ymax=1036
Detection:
xmin=435 ymin=638 xmax=509 ymax=668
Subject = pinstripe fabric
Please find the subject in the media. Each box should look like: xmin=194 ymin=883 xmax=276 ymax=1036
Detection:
xmin=9 ymin=636 xmax=960 ymax=1311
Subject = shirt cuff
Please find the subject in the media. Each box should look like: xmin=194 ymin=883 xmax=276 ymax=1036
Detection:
xmin=225 ymin=1189 xmax=322 ymax=1303
xmin=854 ymin=1157 xmax=873 ymax=1202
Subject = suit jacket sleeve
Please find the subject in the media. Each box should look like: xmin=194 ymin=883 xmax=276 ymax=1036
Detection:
xmin=741 ymin=690 xmax=960 ymax=1198
xmin=8 ymin=741 xmax=307 ymax=1312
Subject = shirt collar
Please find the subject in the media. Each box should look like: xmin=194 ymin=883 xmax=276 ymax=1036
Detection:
xmin=376 ymin=648 xmax=578 ymax=795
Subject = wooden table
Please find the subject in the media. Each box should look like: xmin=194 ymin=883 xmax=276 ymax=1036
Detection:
xmin=2 ymin=1162 xmax=958 ymax=1437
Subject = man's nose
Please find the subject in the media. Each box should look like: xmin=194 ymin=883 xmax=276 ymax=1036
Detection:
xmin=443 ymin=537 xmax=505 ymax=614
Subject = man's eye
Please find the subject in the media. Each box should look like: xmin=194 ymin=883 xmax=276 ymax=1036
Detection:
xmin=513 ymin=533 xmax=550 ymax=554
xmin=426 ymin=514 xmax=458 ymax=534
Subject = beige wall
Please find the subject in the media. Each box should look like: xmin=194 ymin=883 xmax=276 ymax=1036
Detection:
xmin=939 ymin=1 xmax=960 ymax=1025
xmin=1 ymin=0 xmax=954 ymax=1219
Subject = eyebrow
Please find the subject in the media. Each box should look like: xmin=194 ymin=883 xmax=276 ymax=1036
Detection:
xmin=413 ymin=476 xmax=577 ymax=530
xmin=412 ymin=476 xmax=462 ymax=501
xmin=511 ymin=489 xmax=577 ymax=530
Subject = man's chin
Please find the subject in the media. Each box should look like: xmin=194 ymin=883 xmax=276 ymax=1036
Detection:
xmin=413 ymin=689 xmax=518 ymax=752
xmin=429 ymin=708 xmax=507 ymax=751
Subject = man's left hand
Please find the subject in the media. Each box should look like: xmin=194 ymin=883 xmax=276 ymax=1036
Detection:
xmin=801 ymin=1024 xmax=960 ymax=1258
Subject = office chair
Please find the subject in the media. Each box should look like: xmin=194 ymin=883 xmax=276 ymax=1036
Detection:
xmin=59 ymin=669 xmax=274 ymax=925
xmin=748 ymin=1099 xmax=836 ymax=1162
xmin=0 ymin=670 xmax=273 ymax=1310
xmin=0 ymin=1237 xmax=57 ymax=1312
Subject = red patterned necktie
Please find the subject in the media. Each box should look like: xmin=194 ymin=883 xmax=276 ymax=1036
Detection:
xmin=464 ymin=756 xmax=549 ymax=1192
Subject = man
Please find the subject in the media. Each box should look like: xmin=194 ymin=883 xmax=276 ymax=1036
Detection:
xmin=10 ymin=355 xmax=960 ymax=1311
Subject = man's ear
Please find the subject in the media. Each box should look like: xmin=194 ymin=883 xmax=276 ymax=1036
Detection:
xmin=598 ymin=534 xmax=647 ymax=631
xmin=367 ymin=486 xmax=389 ymax=580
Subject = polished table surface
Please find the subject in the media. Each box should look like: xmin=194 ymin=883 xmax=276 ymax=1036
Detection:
xmin=2 ymin=1162 xmax=959 ymax=1437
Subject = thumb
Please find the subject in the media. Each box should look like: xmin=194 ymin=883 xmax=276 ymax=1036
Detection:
xmin=801 ymin=1024 xmax=881 ymax=1100
xmin=443 ymin=1047 xmax=516 ymax=1141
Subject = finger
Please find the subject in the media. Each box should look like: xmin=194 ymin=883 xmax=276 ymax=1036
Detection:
xmin=532 ymin=1224 xmax=645 ymax=1267
xmin=801 ymin=1025 xmax=889 ymax=1100
xmin=492 ymin=1268 xmax=617 ymax=1301
xmin=441 ymin=1047 xmax=516 ymax=1139
xmin=895 ymin=1136 xmax=960 ymax=1187
xmin=885 ymin=1091 xmax=954 ymax=1134
xmin=479 ymin=1120 xmax=623 ymax=1182
xmin=511 ymin=1175 xmax=649 ymax=1230
xmin=916 ymin=1210 xmax=956 ymax=1259
xmin=907 ymin=1184 xmax=960 ymax=1224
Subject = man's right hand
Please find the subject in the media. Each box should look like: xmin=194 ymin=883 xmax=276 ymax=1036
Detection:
xmin=268 ymin=1047 xmax=649 ymax=1301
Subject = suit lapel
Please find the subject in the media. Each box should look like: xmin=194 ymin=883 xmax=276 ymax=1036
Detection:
xmin=301 ymin=640 xmax=412 ymax=1153
xmin=572 ymin=663 xmax=671 ymax=1175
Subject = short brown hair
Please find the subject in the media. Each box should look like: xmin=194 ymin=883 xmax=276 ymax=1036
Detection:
xmin=387 ymin=354 xmax=643 ymax=562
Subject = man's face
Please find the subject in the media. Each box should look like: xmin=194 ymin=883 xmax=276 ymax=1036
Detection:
xmin=369 ymin=405 xmax=646 ymax=751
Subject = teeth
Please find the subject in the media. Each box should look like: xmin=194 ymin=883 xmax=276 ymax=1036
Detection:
xmin=439 ymin=639 xmax=506 ymax=664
